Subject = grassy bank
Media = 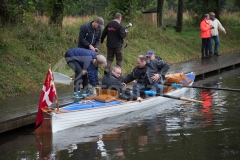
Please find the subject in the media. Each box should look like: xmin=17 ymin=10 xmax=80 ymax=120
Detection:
xmin=0 ymin=13 xmax=240 ymax=99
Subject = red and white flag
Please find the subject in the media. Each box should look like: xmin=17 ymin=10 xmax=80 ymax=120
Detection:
xmin=35 ymin=69 xmax=56 ymax=128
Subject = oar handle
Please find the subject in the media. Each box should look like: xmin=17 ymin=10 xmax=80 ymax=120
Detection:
xmin=143 ymin=91 xmax=203 ymax=103
xmin=179 ymin=97 xmax=204 ymax=103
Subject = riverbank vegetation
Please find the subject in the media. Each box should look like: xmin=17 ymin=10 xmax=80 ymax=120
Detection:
xmin=0 ymin=0 xmax=240 ymax=98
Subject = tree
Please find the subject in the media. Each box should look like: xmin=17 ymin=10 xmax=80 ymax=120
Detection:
xmin=176 ymin=0 xmax=183 ymax=32
xmin=157 ymin=0 xmax=164 ymax=27
xmin=49 ymin=0 xmax=64 ymax=26
xmin=107 ymin=0 xmax=139 ymax=21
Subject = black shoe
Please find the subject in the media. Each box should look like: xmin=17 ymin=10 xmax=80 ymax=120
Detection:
xmin=201 ymin=56 xmax=206 ymax=59
xmin=209 ymin=53 xmax=213 ymax=57
xmin=214 ymin=52 xmax=220 ymax=56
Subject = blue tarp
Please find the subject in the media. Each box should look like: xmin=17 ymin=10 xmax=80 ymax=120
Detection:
xmin=60 ymin=100 xmax=123 ymax=111
xmin=183 ymin=73 xmax=195 ymax=84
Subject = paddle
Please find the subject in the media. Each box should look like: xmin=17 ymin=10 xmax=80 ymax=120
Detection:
xmin=166 ymin=83 xmax=240 ymax=92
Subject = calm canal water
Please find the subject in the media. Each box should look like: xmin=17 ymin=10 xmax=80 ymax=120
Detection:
xmin=0 ymin=68 xmax=240 ymax=160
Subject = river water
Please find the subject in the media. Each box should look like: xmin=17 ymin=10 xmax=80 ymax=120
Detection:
xmin=0 ymin=68 xmax=240 ymax=160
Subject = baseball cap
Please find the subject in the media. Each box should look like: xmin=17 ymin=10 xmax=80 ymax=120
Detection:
xmin=95 ymin=17 xmax=104 ymax=29
xmin=146 ymin=50 xmax=154 ymax=57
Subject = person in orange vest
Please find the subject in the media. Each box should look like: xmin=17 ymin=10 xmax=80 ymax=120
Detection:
xmin=200 ymin=14 xmax=213 ymax=59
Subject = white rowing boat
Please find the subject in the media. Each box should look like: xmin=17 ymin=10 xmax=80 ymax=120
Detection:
xmin=34 ymin=72 xmax=196 ymax=134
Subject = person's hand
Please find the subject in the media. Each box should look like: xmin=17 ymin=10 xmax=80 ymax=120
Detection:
xmin=137 ymin=97 xmax=143 ymax=102
xmin=89 ymin=45 xmax=95 ymax=51
xmin=151 ymin=74 xmax=161 ymax=82
xmin=122 ymin=83 xmax=126 ymax=87
xmin=224 ymin=31 xmax=226 ymax=34
xmin=125 ymin=29 xmax=128 ymax=33
xmin=95 ymin=48 xmax=99 ymax=52
xmin=82 ymin=70 xmax=87 ymax=75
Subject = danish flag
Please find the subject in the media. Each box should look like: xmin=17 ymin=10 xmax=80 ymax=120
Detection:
xmin=35 ymin=69 xmax=56 ymax=128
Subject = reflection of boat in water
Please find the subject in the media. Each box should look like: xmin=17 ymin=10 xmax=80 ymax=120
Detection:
xmin=35 ymin=73 xmax=195 ymax=134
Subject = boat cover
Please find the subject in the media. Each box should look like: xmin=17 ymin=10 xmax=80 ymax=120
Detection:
xmin=60 ymin=100 xmax=123 ymax=111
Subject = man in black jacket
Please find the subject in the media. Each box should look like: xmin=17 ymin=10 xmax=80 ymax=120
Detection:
xmin=102 ymin=66 xmax=142 ymax=101
xmin=123 ymin=52 xmax=170 ymax=97
xmin=101 ymin=13 xmax=128 ymax=73
xmin=78 ymin=17 xmax=104 ymax=51
xmin=78 ymin=17 xmax=104 ymax=93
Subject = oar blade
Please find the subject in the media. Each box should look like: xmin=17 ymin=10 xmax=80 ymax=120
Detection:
xmin=53 ymin=72 xmax=72 ymax=85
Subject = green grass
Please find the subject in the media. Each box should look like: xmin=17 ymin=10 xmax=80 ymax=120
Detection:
xmin=0 ymin=14 xmax=240 ymax=99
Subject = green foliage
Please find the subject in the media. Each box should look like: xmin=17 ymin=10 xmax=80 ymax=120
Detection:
xmin=106 ymin=0 xmax=139 ymax=21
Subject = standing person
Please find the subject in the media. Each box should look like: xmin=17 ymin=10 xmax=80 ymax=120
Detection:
xmin=78 ymin=17 xmax=104 ymax=86
xmin=100 ymin=13 xmax=128 ymax=74
xmin=209 ymin=12 xmax=226 ymax=57
xmin=200 ymin=14 xmax=212 ymax=59
xmin=65 ymin=48 xmax=107 ymax=99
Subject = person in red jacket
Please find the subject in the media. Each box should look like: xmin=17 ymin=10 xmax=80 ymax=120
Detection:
xmin=200 ymin=14 xmax=212 ymax=59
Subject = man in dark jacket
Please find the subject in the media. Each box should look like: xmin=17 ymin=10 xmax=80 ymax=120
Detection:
xmin=100 ymin=13 xmax=128 ymax=73
xmin=123 ymin=52 xmax=170 ymax=97
xmin=78 ymin=17 xmax=104 ymax=91
xmin=123 ymin=55 xmax=147 ymax=85
xmin=102 ymin=66 xmax=142 ymax=101
xmin=65 ymin=48 xmax=107 ymax=99
xmin=78 ymin=17 xmax=104 ymax=50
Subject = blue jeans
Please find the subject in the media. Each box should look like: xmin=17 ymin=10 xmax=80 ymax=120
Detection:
xmin=132 ymin=83 xmax=164 ymax=98
xmin=209 ymin=36 xmax=219 ymax=53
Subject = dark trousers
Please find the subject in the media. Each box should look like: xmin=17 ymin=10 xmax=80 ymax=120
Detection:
xmin=105 ymin=47 xmax=122 ymax=72
xmin=65 ymin=57 xmax=88 ymax=92
xmin=201 ymin=38 xmax=210 ymax=57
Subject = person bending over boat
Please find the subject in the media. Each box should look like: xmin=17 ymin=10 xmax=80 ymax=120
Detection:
xmin=101 ymin=66 xmax=142 ymax=102
xmin=123 ymin=51 xmax=170 ymax=97
xmin=65 ymin=48 xmax=107 ymax=99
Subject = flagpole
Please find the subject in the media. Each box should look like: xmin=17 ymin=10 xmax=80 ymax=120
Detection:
xmin=50 ymin=63 xmax=59 ymax=110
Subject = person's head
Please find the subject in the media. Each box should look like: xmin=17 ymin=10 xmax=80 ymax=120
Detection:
xmin=114 ymin=12 xmax=122 ymax=22
xmin=136 ymin=55 xmax=147 ymax=68
xmin=111 ymin=66 xmax=122 ymax=78
xmin=92 ymin=17 xmax=104 ymax=29
xmin=202 ymin=14 xmax=210 ymax=21
xmin=209 ymin=12 xmax=215 ymax=20
xmin=145 ymin=50 xmax=155 ymax=60
xmin=92 ymin=54 xmax=107 ymax=67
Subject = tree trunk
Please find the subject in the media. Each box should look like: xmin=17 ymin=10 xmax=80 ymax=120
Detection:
xmin=176 ymin=0 xmax=183 ymax=32
xmin=214 ymin=0 xmax=220 ymax=19
xmin=49 ymin=0 xmax=64 ymax=27
xmin=0 ymin=0 xmax=10 ymax=24
xmin=203 ymin=0 xmax=209 ymax=7
xmin=157 ymin=0 xmax=164 ymax=27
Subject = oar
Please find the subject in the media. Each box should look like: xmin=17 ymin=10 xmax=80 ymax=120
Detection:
xmin=53 ymin=72 xmax=73 ymax=85
xmin=166 ymin=83 xmax=240 ymax=92
xmin=129 ymin=89 xmax=203 ymax=103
